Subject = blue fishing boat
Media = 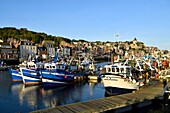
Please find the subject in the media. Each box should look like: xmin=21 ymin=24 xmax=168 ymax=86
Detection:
xmin=41 ymin=63 xmax=75 ymax=86
xmin=9 ymin=69 xmax=22 ymax=82
xmin=9 ymin=60 xmax=37 ymax=83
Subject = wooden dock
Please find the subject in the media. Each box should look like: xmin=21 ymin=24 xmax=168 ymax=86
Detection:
xmin=31 ymin=79 xmax=165 ymax=113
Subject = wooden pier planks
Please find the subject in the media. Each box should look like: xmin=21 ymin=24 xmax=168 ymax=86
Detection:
xmin=31 ymin=80 xmax=164 ymax=113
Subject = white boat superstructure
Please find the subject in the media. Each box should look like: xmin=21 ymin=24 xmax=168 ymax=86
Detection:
xmin=101 ymin=62 xmax=139 ymax=95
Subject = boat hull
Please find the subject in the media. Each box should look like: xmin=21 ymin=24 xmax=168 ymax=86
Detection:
xmin=105 ymin=87 xmax=136 ymax=96
xmin=21 ymin=68 xmax=42 ymax=85
xmin=9 ymin=69 xmax=22 ymax=82
xmin=41 ymin=70 xmax=75 ymax=86
xmin=102 ymin=74 xmax=139 ymax=95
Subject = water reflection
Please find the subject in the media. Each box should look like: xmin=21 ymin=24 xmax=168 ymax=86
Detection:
xmin=88 ymin=79 xmax=98 ymax=99
xmin=11 ymin=83 xmax=41 ymax=109
xmin=10 ymin=81 xmax=105 ymax=112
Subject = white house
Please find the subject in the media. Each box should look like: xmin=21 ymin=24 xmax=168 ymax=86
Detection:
xmin=44 ymin=41 xmax=56 ymax=57
xmin=19 ymin=41 xmax=37 ymax=60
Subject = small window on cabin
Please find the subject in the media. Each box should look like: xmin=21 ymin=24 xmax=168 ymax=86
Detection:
xmin=112 ymin=68 xmax=115 ymax=72
xmin=116 ymin=68 xmax=119 ymax=72
xmin=121 ymin=68 xmax=124 ymax=72
xmin=108 ymin=68 xmax=111 ymax=72
xmin=52 ymin=66 xmax=55 ymax=69
xmin=46 ymin=66 xmax=49 ymax=69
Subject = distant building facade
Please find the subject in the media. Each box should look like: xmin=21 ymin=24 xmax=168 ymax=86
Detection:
xmin=0 ymin=42 xmax=18 ymax=60
xmin=19 ymin=41 xmax=37 ymax=59
xmin=60 ymin=46 xmax=71 ymax=58
xmin=44 ymin=41 xmax=56 ymax=57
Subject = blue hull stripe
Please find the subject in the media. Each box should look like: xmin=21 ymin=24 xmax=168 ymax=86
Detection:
xmin=22 ymin=69 xmax=41 ymax=79
xmin=24 ymin=79 xmax=41 ymax=83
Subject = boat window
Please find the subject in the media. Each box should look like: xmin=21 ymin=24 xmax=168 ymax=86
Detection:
xmin=116 ymin=68 xmax=119 ymax=72
xmin=46 ymin=66 xmax=49 ymax=69
xmin=112 ymin=68 xmax=115 ymax=72
xmin=108 ymin=68 xmax=111 ymax=72
xmin=52 ymin=66 xmax=55 ymax=69
xmin=107 ymin=68 xmax=111 ymax=72
xmin=121 ymin=68 xmax=124 ymax=72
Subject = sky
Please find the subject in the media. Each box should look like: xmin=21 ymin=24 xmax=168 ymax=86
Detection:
xmin=1 ymin=0 xmax=170 ymax=50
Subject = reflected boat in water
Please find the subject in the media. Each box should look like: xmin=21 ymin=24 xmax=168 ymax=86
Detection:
xmin=10 ymin=81 xmax=105 ymax=111
xmin=88 ymin=79 xmax=98 ymax=83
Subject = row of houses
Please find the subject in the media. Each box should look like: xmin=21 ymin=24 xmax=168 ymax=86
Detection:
xmin=0 ymin=39 xmax=72 ymax=63
xmin=0 ymin=38 xmax=168 ymax=64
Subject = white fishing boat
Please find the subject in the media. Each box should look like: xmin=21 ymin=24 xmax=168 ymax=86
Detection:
xmin=101 ymin=62 xmax=139 ymax=95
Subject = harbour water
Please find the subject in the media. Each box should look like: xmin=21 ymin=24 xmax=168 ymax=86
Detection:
xmin=0 ymin=62 xmax=109 ymax=113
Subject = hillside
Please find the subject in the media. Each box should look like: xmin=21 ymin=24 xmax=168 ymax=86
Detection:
xmin=0 ymin=27 xmax=72 ymax=47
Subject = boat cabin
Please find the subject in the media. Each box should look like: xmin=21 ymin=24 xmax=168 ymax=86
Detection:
xmin=27 ymin=61 xmax=36 ymax=69
xmin=18 ymin=61 xmax=36 ymax=69
xmin=56 ymin=64 xmax=71 ymax=72
xmin=35 ymin=63 xmax=57 ymax=70
xmin=104 ymin=64 xmax=132 ymax=77
xmin=44 ymin=63 xmax=56 ymax=70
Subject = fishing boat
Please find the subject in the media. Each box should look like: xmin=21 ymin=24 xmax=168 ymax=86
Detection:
xmin=101 ymin=62 xmax=139 ymax=96
xmin=14 ymin=61 xmax=40 ymax=84
xmin=41 ymin=63 xmax=75 ymax=86
xmin=40 ymin=52 xmax=75 ymax=86
xmin=19 ymin=61 xmax=44 ymax=85
xmin=9 ymin=61 xmax=37 ymax=82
